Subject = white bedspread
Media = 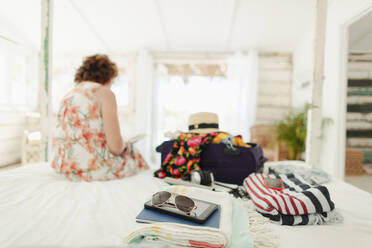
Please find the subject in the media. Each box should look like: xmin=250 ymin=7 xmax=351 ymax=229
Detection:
xmin=1 ymin=163 xmax=372 ymax=247
xmin=0 ymin=163 xmax=167 ymax=247
xmin=269 ymin=181 xmax=372 ymax=248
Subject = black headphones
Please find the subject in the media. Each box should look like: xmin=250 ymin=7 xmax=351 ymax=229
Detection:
xmin=190 ymin=170 xmax=214 ymax=186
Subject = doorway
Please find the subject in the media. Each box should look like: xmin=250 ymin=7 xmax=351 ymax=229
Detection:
xmin=343 ymin=7 xmax=372 ymax=193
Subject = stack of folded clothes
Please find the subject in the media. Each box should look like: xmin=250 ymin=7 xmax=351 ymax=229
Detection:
xmin=243 ymin=173 xmax=343 ymax=225
xmin=124 ymin=186 xmax=255 ymax=248
xmin=265 ymin=161 xmax=331 ymax=185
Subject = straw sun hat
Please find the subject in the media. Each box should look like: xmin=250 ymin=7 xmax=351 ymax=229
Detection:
xmin=188 ymin=112 xmax=220 ymax=134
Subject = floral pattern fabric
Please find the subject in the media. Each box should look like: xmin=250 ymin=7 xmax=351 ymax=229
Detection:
xmin=155 ymin=132 xmax=218 ymax=178
xmin=51 ymin=81 xmax=148 ymax=181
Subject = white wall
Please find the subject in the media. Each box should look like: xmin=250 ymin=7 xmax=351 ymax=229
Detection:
xmin=320 ymin=0 xmax=372 ymax=179
xmin=292 ymin=30 xmax=314 ymax=109
xmin=0 ymin=112 xmax=26 ymax=166
xmin=293 ymin=0 xmax=372 ymax=179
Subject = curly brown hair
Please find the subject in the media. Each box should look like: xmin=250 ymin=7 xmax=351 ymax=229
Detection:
xmin=74 ymin=54 xmax=118 ymax=84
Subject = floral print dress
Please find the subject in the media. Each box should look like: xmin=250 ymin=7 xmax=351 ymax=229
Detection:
xmin=51 ymin=81 xmax=148 ymax=181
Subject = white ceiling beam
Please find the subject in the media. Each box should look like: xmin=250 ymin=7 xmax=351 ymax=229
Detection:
xmin=306 ymin=0 xmax=328 ymax=167
xmin=0 ymin=33 xmax=38 ymax=55
xmin=153 ymin=0 xmax=170 ymax=50
xmin=40 ymin=0 xmax=54 ymax=162
xmin=0 ymin=33 xmax=19 ymax=45
xmin=0 ymin=14 xmax=38 ymax=51
xmin=224 ymin=0 xmax=238 ymax=50
xmin=68 ymin=0 xmax=111 ymax=52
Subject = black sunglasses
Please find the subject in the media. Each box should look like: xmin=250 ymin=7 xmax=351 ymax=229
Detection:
xmin=151 ymin=191 xmax=197 ymax=215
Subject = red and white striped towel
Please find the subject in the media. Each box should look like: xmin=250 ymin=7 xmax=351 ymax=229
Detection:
xmin=243 ymin=173 xmax=342 ymax=225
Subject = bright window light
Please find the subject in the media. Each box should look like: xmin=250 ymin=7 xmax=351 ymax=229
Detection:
xmin=0 ymin=54 xmax=36 ymax=111
xmin=10 ymin=56 xmax=27 ymax=106
xmin=155 ymin=75 xmax=230 ymax=145
xmin=52 ymin=58 xmax=130 ymax=112
xmin=111 ymin=75 xmax=129 ymax=107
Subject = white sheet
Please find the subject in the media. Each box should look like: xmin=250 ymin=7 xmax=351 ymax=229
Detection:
xmin=0 ymin=163 xmax=167 ymax=247
xmin=1 ymin=163 xmax=372 ymax=247
xmin=269 ymin=181 xmax=372 ymax=248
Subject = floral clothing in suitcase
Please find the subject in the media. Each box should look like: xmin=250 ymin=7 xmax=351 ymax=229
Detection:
xmin=155 ymin=132 xmax=217 ymax=178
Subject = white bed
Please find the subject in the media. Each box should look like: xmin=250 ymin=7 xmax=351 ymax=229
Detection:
xmin=0 ymin=163 xmax=371 ymax=247
xmin=0 ymin=163 xmax=168 ymax=247
xmin=269 ymin=181 xmax=372 ymax=248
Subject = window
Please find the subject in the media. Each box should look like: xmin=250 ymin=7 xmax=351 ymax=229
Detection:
xmin=154 ymin=63 xmax=229 ymax=146
xmin=10 ymin=56 xmax=27 ymax=106
xmin=110 ymin=56 xmax=132 ymax=110
xmin=52 ymin=56 xmax=131 ymax=112
xmin=153 ymin=52 xmax=259 ymax=149
xmin=0 ymin=53 xmax=38 ymax=111
xmin=111 ymin=75 xmax=130 ymax=107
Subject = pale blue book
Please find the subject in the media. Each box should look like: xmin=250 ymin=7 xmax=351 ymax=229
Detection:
xmin=136 ymin=205 xmax=221 ymax=228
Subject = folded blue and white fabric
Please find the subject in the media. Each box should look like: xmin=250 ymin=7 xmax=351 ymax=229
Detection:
xmin=243 ymin=173 xmax=343 ymax=226
xmin=124 ymin=186 xmax=255 ymax=248
xmin=264 ymin=160 xmax=331 ymax=185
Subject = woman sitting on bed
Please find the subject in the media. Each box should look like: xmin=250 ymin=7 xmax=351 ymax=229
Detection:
xmin=51 ymin=54 xmax=148 ymax=181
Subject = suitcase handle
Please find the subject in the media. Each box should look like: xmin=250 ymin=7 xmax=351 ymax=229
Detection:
xmin=155 ymin=144 xmax=163 ymax=153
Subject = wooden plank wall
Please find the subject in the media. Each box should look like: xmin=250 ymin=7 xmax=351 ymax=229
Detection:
xmin=0 ymin=112 xmax=26 ymax=166
xmin=255 ymin=54 xmax=292 ymax=124
xmin=347 ymin=56 xmax=372 ymax=166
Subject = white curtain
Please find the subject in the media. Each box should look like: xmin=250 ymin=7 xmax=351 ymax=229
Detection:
xmin=151 ymin=64 xmax=168 ymax=166
xmin=224 ymin=50 xmax=258 ymax=141
xmin=133 ymin=49 xmax=154 ymax=164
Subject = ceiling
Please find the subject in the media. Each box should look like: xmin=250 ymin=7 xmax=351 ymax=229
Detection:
xmin=349 ymin=10 xmax=372 ymax=52
xmin=0 ymin=0 xmax=315 ymax=55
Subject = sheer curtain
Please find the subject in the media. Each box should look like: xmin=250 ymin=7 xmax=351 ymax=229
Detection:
xmin=133 ymin=49 xmax=154 ymax=164
xmin=149 ymin=50 xmax=259 ymax=165
xmin=224 ymin=50 xmax=258 ymax=141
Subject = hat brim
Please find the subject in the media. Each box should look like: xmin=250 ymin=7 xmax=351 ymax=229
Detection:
xmin=188 ymin=128 xmax=220 ymax=134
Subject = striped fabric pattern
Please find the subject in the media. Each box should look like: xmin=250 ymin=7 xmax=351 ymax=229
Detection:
xmin=243 ymin=173 xmax=339 ymax=225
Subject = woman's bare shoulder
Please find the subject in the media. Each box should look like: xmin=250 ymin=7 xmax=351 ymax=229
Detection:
xmin=95 ymin=87 xmax=116 ymax=104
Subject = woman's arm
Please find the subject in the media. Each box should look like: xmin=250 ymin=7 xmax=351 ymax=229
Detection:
xmin=95 ymin=87 xmax=124 ymax=155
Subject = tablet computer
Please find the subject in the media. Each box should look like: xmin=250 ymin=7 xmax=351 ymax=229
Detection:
xmin=144 ymin=196 xmax=218 ymax=224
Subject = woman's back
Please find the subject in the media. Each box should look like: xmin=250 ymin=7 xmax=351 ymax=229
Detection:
xmin=52 ymin=81 xmax=147 ymax=181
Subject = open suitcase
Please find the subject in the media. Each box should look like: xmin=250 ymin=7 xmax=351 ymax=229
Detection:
xmin=156 ymin=141 xmax=267 ymax=185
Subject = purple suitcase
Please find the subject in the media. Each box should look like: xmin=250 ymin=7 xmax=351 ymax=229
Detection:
xmin=157 ymin=141 xmax=266 ymax=185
